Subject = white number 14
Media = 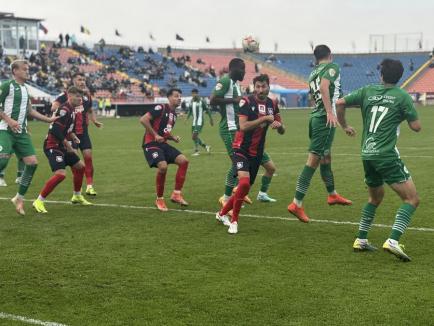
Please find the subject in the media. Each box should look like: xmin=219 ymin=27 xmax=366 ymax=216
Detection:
xmin=369 ymin=105 xmax=389 ymax=133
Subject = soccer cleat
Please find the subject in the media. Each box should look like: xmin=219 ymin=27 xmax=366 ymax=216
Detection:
xmin=257 ymin=192 xmax=277 ymax=203
xmin=11 ymin=195 xmax=25 ymax=215
xmin=170 ymin=191 xmax=189 ymax=206
xmin=71 ymin=194 xmax=93 ymax=205
xmin=228 ymin=221 xmax=238 ymax=234
xmin=218 ymin=196 xmax=233 ymax=217
xmin=15 ymin=177 xmax=22 ymax=184
xmin=205 ymin=145 xmax=211 ymax=153
xmin=192 ymin=152 xmax=200 ymax=156
xmin=328 ymin=193 xmax=353 ymax=206
xmin=33 ymin=198 xmax=48 ymax=214
xmin=353 ymin=238 xmax=377 ymax=252
xmin=86 ymin=186 xmax=97 ymax=196
xmin=232 ymin=187 xmax=252 ymax=204
xmin=155 ymin=198 xmax=168 ymax=212
xmin=287 ymin=202 xmax=310 ymax=223
xmin=0 ymin=177 xmax=7 ymax=187
xmin=383 ymin=239 xmax=411 ymax=262
xmin=215 ymin=212 xmax=231 ymax=226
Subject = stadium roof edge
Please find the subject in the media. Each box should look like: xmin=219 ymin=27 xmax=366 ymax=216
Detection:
xmin=0 ymin=11 xmax=43 ymax=22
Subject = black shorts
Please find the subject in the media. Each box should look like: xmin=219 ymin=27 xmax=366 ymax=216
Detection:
xmin=72 ymin=132 xmax=92 ymax=151
xmin=44 ymin=148 xmax=81 ymax=172
xmin=143 ymin=142 xmax=182 ymax=168
xmin=231 ymin=150 xmax=262 ymax=185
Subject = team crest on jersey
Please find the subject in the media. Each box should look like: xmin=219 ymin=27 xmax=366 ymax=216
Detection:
xmin=258 ymin=104 xmax=266 ymax=114
xmin=56 ymin=156 xmax=64 ymax=163
xmin=236 ymin=162 xmax=243 ymax=169
xmin=239 ymin=99 xmax=246 ymax=107
xmin=152 ymin=152 xmax=159 ymax=159
xmin=155 ymin=105 xmax=162 ymax=111
xmin=267 ymin=107 xmax=274 ymax=115
xmin=328 ymin=68 xmax=336 ymax=77
xmin=59 ymin=109 xmax=67 ymax=117
xmin=215 ymin=83 xmax=223 ymax=91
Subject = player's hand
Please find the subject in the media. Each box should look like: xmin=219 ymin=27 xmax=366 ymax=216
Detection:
xmin=72 ymin=135 xmax=81 ymax=144
xmin=8 ymin=119 xmax=22 ymax=133
xmin=155 ymin=135 xmax=165 ymax=143
xmin=344 ymin=126 xmax=356 ymax=137
xmin=326 ymin=113 xmax=338 ymax=128
xmin=173 ymin=136 xmax=181 ymax=143
xmin=48 ymin=116 xmax=60 ymax=123
xmin=94 ymin=120 xmax=103 ymax=128
xmin=263 ymin=115 xmax=274 ymax=123
xmin=270 ymin=121 xmax=282 ymax=129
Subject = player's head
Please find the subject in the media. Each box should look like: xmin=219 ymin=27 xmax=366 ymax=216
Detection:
xmin=253 ymin=74 xmax=270 ymax=100
xmin=67 ymin=86 xmax=83 ymax=107
xmin=229 ymin=58 xmax=245 ymax=81
xmin=167 ymin=88 xmax=182 ymax=108
xmin=191 ymin=88 xmax=199 ymax=100
xmin=71 ymin=72 xmax=86 ymax=90
xmin=380 ymin=58 xmax=404 ymax=85
xmin=313 ymin=45 xmax=332 ymax=63
xmin=11 ymin=60 xmax=29 ymax=82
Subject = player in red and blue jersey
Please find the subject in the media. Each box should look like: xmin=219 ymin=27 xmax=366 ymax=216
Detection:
xmin=216 ymin=74 xmax=284 ymax=234
xmin=140 ymin=88 xmax=190 ymax=212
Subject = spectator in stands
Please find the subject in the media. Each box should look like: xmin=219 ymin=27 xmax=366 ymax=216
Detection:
xmin=65 ymin=34 xmax=70 ymax=47
xmin=58 ymin=34 xmax=63 ymax=47
xmin=409 ymin=59 xmax=414 ymax=72
xmin=0 ymin=45 xmax=3 ymax=59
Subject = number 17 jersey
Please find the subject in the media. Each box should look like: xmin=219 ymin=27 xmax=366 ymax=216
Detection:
xmin=344 ymin=84 xmax=418 ymax=160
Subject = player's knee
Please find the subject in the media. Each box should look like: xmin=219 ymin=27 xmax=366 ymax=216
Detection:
xmin=55 ymin=170 xmax=67 ymax=177
xmin=266 ymin=164 xmax=276 ymax=175
xmin=158 ymin=163 xmax=168 ymax=174
xmin=406 ymin=194 xmax=420 ymax=208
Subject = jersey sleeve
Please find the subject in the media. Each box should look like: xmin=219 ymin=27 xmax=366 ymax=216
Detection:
xmin=343 ymin=87 xmax=364 ymax=106
xmin=212 ymin=76 xmax=230 ymax=97
xmin=322 ymin=64 xmax=340 ymax=82
xmin=402 ymin=94 xmax=418 ymax=122
xmin=147 ymin=104 xmax=164 ymax=119
xmin=238 ymin=97 xmax=251 ymax=118
xmin=50 ymin=108 xmax=70 ymax=141
xmin=54 ymin=92 xmax=68 ymax=105
xmin=0 ymin=81 xmax=11 ymax=107
xmin=272 ymin=99 xmax=281 ymax=122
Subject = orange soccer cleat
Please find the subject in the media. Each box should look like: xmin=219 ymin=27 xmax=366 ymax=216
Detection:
xmin=287 ymin=202 xmax=310 ymax=223
xmin=155 ymin=198 xmax=168 ymax=212
xmin=170 ymin=191 xmax=189 ymax=206
xmin=327 ymin=193 xmax=353 ymax=206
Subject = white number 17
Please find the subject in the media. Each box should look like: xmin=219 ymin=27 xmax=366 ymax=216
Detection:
xmin=369 ymin=105 xmax=389 ymax=133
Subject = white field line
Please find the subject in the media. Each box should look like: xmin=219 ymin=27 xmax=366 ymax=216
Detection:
xmin=1 ymin=197 xmax=433 ymax=233
xmin=0 ymin=312 xmax=68 ymax=326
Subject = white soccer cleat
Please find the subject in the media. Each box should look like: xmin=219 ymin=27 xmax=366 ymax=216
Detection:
xmin=0 ymin=177 xmax=7 ymax=187
xmin=205 ymin=145 xmax=211 ymax=153
xmin=383 ymin=239 xmax=411 ymax=262
xmin=215 ymin=212 xmax=231 ymax=226
xmin=192 ymin=152 xmax=200 ymax=156
xmin=257 ymin=191 xmax=277 ymax=202
xmin=11 ymin=195 xmax=25 ymax=215
xmin=228 ymin=221 xmax=238 ymax=234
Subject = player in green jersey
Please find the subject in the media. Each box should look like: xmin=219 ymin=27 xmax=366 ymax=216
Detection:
xmin=288 ymin=45 xmax=352 ymax=223
xmin=337 ymin=58 xmax=421 ymax=262
xmin=0 ymin=60 xmax=57 ymax=215
xmin=186 ymin=88 xmax=213 ymax=156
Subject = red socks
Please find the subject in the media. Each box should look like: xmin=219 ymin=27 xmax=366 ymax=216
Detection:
xmin=175 ymin=161 xmax=189 ymax=191
xmin=40 ymin=174 xmax=66 ymax=198
xmin=84 ymin=156 xmax=94 ymax=185
xmin=72 ymin=166 xmax=85 ymax=192
xmin=156 ymin=171 xmax=167 ymax=197
xmin=220 ymin=176 xmax=251 ymax=223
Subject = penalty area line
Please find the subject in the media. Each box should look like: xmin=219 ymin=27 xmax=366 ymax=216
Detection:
xmin=0 ymin=312 xmax=69 ymax=326
xmin=1 ymin=197 xmax=433 ymax=233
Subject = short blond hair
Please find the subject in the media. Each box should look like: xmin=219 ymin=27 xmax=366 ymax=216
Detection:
xmin=10 ymin=59 xmax=29 ymax=75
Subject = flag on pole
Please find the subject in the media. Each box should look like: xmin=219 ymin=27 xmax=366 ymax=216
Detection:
xmin=80 ymin=25 xmax=91 ymax=35
xmin=39 ymin=23 xmax=48 ymax=34
xmin=175 ymin=34 xmax=184 ymax=41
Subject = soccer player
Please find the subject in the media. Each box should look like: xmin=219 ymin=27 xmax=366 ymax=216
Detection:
xmin=186 ymin=88 xmax=213 ymax=156
xmin=51 ymin=72 xmax=103 ymax=196
xmin=33 ymin=86 xmax=91 ymax=213
xmin=216 ymin=74 xmax=283 ymax=234
xmin=0 ymin=59 xmax=57 ymax=215
xmin=140 ymin=88 xmax=189 ymax=212
xmin=288 ymin=45 xmax=352 ymax=223
xmin=336 ymin=59 xmax=421 ymax=262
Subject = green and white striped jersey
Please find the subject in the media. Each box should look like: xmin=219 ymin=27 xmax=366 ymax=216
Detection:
xmin=0 ymin=79 xmax=30 ymax=133
xmin=212 ymin=75 xmax=241 ymax=132
xmin=188 ymin=97 xmax=211 ymax=127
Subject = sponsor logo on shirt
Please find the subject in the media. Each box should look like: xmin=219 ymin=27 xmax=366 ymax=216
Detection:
xmin=258 ymin=104 xmax=266 ymax=114
xmin=362 ymin=137 xmax=379 ymax=154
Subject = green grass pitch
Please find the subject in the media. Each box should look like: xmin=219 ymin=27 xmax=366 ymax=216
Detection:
xmin=0 ymin=107 xmax=433 ymax=325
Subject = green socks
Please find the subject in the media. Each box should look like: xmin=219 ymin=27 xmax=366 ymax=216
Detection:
xmin=320 ymin=163 xmax=335 ymax=194
xmin=357 ymin=203 xmax=377 ymax=239
xmin=17 ymin=159 xmax=25 ymax=178
xmin=390 ymin=203 xmax=417 ymax=241
xmin=260 ymin=175 xmax=272 ymax=193
xmin=295 ymin=165 xmax=316 ymax=201
xmin=18 ymin=164 xmax=37 ymax=196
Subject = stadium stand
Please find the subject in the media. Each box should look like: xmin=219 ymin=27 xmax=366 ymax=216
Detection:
xmin=406 ymin=62 xmax=434 ymax=93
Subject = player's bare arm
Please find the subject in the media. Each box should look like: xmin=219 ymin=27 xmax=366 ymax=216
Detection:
xmin=336 ymin=99 xmax=356 ymax=137
xmin=239 ymin=115 xmax=274 ymax=132
xmin=210 ymin=94 xmax=241 ymax=106
xmin=28 ymin=103 xmax=58 ymax=124
xmin=140 ymin=113 xmax=164 ymax=142
xmin=408 ymin=120 xmax=421 ymax=132
xmin=320 ymin=78 xmax=338 ymax=127
xmin=89 ymin=107 xmax=103 ymax=128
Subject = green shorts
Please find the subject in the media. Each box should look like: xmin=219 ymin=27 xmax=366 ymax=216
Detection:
xmin=0 ymin=130 xmax=36 ymax=159
xmin=192 ymin=125 xmax=203 ymax=134
xmin=308 ymin=115 xmax=336 ymax=157
xmin=363 ymin=159 xmax=411 ymax=188
xmin=220 ymin=129 xmax=270 ymax=164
